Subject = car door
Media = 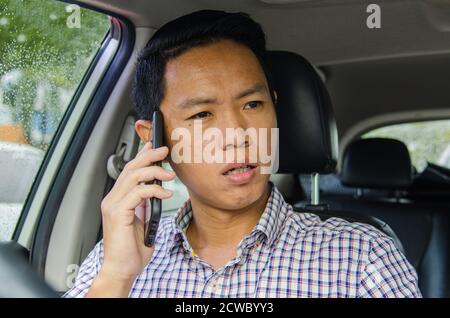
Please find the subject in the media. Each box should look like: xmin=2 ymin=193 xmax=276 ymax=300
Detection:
xmin=0 ymin=0 xmax=132 ymax=294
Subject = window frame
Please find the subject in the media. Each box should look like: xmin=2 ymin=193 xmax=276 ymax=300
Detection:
xmin=10 ymin=6 xmax=112 ymax=244
xmin=8 ymin=1 xmax=135 ymax=277
xmin=360 ymin=118 xmax=450 ymax=171
xmin=338 ymin=110 xmax=450 ymax=172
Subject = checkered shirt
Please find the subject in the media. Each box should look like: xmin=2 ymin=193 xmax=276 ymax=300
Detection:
xmin=63 ymin=184 xmax=421 ymax=298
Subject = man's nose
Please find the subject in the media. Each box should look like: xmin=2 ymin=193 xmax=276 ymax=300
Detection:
xmin=219 ymin=110 xmax=251 ymax=151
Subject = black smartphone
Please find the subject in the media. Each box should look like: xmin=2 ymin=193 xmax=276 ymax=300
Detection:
xmin=144 ymin=109 xmax=164 ymax=247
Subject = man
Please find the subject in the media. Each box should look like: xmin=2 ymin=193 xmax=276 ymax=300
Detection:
xmin=64 ymin=10 xmax=421 ymax=298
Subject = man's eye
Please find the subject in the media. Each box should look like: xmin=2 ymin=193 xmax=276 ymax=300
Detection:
xmin=189 ymin=111 xmax=212 ymax=120
xmin=244 ymin=101 xmax=263 ymax=109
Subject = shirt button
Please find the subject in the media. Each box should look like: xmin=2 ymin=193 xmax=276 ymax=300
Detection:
xmin=209 ymin=278 xmax=219 ymax=290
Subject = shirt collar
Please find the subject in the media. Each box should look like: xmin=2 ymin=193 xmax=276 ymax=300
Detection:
xmin=253 ymin=183 xmax=287 ymax=246
xmin=166 ymin=182 xmax=289 ymax=253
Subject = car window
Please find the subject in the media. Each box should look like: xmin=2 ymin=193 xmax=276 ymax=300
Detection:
xmin=0 ymin=0 xmax=110 ymax=241
xmin=361 ymin=119 xmax=450 ymax=172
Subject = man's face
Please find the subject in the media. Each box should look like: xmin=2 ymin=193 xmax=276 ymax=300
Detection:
xmin=160 ymin=39 xmax=277 ymax=210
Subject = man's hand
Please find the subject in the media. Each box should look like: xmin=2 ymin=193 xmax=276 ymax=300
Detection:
xmin=86 ymin=143 xmax=175 ymax=297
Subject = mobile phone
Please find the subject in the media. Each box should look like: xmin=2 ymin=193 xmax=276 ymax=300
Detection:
xmin=144 ymin=110 xmax=164 ymax=247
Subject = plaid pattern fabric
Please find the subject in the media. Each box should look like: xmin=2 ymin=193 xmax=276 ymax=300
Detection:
xmin=63 ymin=184 xmax=421 ymax=298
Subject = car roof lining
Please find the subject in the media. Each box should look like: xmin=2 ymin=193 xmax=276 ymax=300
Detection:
xmin=78 ymin=0 xmax=450 ymax=65
xmin=77 ymin=0 xmax=450 ymax=139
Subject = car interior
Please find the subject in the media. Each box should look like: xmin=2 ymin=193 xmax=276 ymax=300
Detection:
xmin=1 ymin=0 xmax=450 ymax=298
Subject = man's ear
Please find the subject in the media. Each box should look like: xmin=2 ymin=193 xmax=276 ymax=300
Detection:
xmin=135 ymin=119 xmax=152 ymax=144
xmin=135 ymin=119 xmax=169 ymax=162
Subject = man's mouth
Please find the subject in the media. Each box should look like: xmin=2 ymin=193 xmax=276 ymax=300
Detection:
xmin=222 ymin=163 xmax=257 ymax=175
xmin=221 ymin=163 xmax=258 ymax=184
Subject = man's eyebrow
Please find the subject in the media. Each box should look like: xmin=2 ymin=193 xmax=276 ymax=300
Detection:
xmin=177 ymin=97 xmax=217 ymax=109
xmin=235 ymin=83 xmax=268 ymax=99
xmin=176 ymin=83 xmax=268 ymax=109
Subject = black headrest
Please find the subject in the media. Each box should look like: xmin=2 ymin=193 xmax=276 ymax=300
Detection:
xmin=340 ymin=138 xmax=413 ymax=189
xmin=267 ymin=51 xmax=338 ymax=174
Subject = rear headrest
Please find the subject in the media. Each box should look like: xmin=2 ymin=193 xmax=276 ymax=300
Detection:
xmin=267 ymin=51 xmax=338 ymax=174
xmin=340 ymin=138 xmax=413 ymax=189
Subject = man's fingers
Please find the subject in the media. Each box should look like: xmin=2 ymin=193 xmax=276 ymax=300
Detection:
xmin=118 ymin=184 xmax=173 ymax=212
xmin=133 ymin=165 xmax=176 ymax=183
xmin=102 ymin=145 xmax=175 ymax=215
xmin=123 ymin=145 xmax=169 ymax=171
xmin=113 ymin=165 xmax=176 ymax=198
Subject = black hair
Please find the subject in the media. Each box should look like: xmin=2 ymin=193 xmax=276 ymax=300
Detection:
xmin=132 ymin=9 xmax=275 ymax=120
